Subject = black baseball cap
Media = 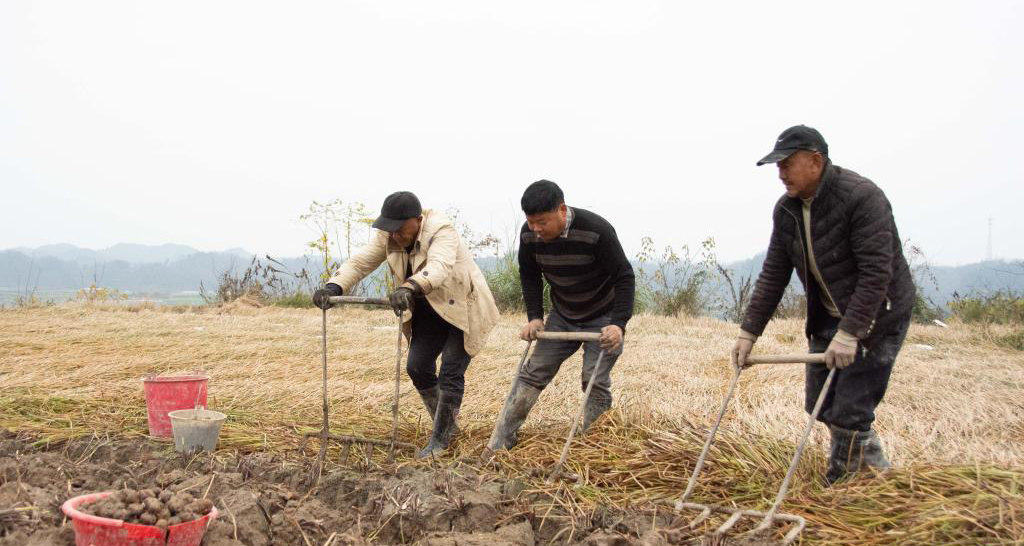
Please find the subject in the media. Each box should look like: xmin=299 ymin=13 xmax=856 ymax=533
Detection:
xmin=756 ymin=125 xmax=829 ymax=166
xmin=372 ymin=191 xmax=422 ymax=232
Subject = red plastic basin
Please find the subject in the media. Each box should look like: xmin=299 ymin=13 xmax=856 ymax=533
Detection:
xmin=61 ymin=491 xmax=218 ymax=546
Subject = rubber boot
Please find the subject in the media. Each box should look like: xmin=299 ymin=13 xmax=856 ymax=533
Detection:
xmin=859 ymin=428 xmax=892 ymax=470
xmin=582 ymin=396 xmax=611 ymax=432
xmin=417 ymin=386 xmax=458 ymax=438
xmin=826 ymin=425 xmax=891 ymax=485
xmin=417 ymin=386 xmax=439 ymax=418
xmin=417 ymin=390 xmax=461 ymax=459
xmin=487 ymin=382 xmax=542 ymax=451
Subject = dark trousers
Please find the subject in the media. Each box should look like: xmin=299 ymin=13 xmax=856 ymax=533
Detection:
xmin=805 ymin=313 xmax=910 ymax=431
xmin=406 ymin=298 xmax=471 ymax=396
xmin=517 ymin=310 xmax=623 ymax=404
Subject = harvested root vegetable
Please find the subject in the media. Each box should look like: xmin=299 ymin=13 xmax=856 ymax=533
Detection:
xmin=79 ymin=487 xmax=213 ymax=527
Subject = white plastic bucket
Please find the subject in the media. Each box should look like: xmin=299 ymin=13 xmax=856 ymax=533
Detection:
xmin=168 ymin=408 xmax=227 ymax=453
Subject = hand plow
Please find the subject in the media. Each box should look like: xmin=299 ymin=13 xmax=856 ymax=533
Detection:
xmin=303 ymin=296 xmax=416 ymax=485
xmin=480 ymin=331 xmax=609 ymax=483
xmin=670 ymin=353 xmax=833 ymax=545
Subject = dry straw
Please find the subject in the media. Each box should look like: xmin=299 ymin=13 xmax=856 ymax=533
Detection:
xmin=1 ymin=304 xmax=1022 ymax=544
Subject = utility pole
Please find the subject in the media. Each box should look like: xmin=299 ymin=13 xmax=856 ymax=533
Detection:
xmin=987 ymin=217 xmax=993 ymax=262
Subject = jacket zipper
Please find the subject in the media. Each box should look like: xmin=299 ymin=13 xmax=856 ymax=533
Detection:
xmin=784 ymin=202 xmax=869 ymax=341
xmin=804 ymin=201 xmax=842 ymax=314
xmin=781 ymin=205 xmax=808 ymax=285
xmin=783 ymin=204 xmax=842 ymax=315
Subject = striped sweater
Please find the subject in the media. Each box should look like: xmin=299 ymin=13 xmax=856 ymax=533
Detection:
xmin=518 ymin=207 xmax=635 ymax=331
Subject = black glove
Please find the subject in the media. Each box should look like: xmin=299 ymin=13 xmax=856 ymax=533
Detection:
xmin=312 ymin=283 xmax=343 ymax=310
xmin=388 ymin=287 xmax=415 ymax=316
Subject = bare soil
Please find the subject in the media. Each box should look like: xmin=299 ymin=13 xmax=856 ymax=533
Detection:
xmin=0 ymin=430 xmax=749 ymax=546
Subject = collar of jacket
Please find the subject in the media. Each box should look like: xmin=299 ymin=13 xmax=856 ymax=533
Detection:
xmin=781 ymin=160 xmax=836 ymax=215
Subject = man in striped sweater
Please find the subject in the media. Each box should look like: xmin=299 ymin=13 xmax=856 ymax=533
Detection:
xmin=488 ymin=180 xmax=635 ymax=451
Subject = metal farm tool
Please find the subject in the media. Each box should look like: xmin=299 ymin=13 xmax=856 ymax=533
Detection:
xmin=671 ymin=353 xmax=832 ymax=545
xmin=304 ymin=296 xmax=415 ymax=484
xmin=538 ymin=331 xmax=607 ymax=483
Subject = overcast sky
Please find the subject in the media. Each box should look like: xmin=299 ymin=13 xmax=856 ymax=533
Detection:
xmin=2 ymin=1 xmax=1021 ymax=265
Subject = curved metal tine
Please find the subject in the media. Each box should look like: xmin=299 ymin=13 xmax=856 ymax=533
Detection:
xmin=782 ymin=517 xmax=807 ymax=545
xmin=676 ymin=365 xmax=743 ymax=507
xmin=687 ymin=505 xmax=713 ymax=528
xmin=753 ymin=366 xmax=838 ymax=534
xmin=746 ymin=513 xmax=805 ymax=546
xmin=714 ymin=510 xmax=745 ymax=535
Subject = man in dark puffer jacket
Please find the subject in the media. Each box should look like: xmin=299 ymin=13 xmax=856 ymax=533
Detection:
xmin=733 ymin=125 xmax=915 ymax=485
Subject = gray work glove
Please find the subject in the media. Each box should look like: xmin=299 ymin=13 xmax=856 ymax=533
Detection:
xmin=731 ymin=331 xmax=757 ymax=369
xmin=825 ymin=332 xmax=858 ymax=369
xmin=388 ymin=287 xmax=416 ymax=316
xmin=312 ymin=283 xmax=342 ymax=310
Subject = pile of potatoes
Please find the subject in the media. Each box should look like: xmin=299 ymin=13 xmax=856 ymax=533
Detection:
xmin=82 ymin=488 xmax=215 ymax=530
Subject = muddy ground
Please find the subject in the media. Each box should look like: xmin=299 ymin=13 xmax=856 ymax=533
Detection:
xmin=0 ymin=430 xmax=777 ymax=546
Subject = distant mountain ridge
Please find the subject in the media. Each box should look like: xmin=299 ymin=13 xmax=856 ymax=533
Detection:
xmin=11 ymin=243 xmax=252 ymax=265
xmin=0 ymin=243 xmax=283 ymax=293
xmin=707 ymin=252 xmax=1024 ymax=308
xmin=1 ymin=243 xmax=1022 ymax=308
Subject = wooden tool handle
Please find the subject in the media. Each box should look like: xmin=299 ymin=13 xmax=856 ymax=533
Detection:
xmin=535 ymin=332 xmax=602 ymax=342
xmin=745 ymin=353 xmax=826 ymax=365
xmin=327 ymin=296 xmax=390 ymax=307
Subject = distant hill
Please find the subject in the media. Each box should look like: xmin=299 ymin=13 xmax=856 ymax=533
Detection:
xmin=0 ymin=244 xmax=306 ymax=293
xmin=713 ymin=253 xmax=1024 ymax=308
xmin=11 ymin=243 xmax=252 ymax=265
xmin=1 ymin=243 xmax=1022 ymax=309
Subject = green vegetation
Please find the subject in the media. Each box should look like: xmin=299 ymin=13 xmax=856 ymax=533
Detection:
xmin=950 ymin=289 xmax=1024 ymax=325
xmin=483 ymin=244 xmax=552 ymax=314
xmin=633 ymin=237 xmax=709 ymax=317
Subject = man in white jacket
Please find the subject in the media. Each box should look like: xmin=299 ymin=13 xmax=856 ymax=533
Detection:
xmin=313 ymin=191 xmax=500 ymax=458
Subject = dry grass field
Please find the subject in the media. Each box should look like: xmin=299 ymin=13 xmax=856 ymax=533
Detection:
xmin=1 ymin=302 xmax=1022 ymax=544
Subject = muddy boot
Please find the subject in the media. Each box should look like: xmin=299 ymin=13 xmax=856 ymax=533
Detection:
xmin=825 ymin=425 xmax=854 ymax=485
xmin=418 ymin=386 xmax=459 ymax=438
xmin=826 ymin=425 xmax=891 ymax=485
xmin=859 ymin=428 xmax=892 ymax=471
xmin=487 ymin=382 xmax=542 ymax=451
xmin=417 ymin=391 xmax=461 ymax=459
xmin=417 ymin=386 xmax=439 ymax=418
xmin=581 ymin=396 xmax=611 ymax=432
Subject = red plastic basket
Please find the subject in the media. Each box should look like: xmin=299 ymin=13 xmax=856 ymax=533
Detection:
xmin=143 ymin=375 xmax=209 ymax=437
xmin=61 ymin=491 xmax=218 ymax=546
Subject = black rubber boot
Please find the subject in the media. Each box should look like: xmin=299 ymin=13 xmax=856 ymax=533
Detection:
xmin=417 ymin=386 xmax=459 ymax=439
xmin=582 ymin=396 xmax=611 ymax=432
xmin=859 ymin=428 xmax=892 ymax=470
xmin=487 ymin=382 xmax=542 ymax=451
xmin=417 ymin=387 xmax=439 ymax=418
xmin=826 ymin=425 xmax=891 ymax=485
xmin=417 ymin=390 xmax=462 ymax=459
